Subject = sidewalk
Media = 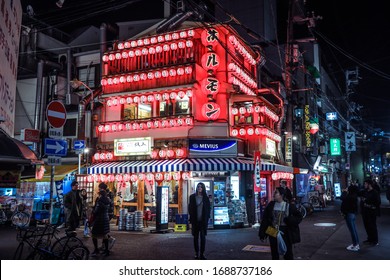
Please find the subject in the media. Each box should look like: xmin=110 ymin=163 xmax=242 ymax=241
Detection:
xmin=1 ymin=194 xmax=389 ymax=260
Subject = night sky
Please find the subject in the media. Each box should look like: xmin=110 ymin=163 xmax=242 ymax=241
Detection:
xmin=20 ymin=0 xmax=390 ymax=133
xmin=306 ymin=0 xmax=390 ymax=133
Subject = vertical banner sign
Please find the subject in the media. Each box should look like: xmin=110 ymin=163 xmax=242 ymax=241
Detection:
xmin=156 ymin=186 xmax=169 ymax=231
xmin=330 ymin=138 xmax=341 ymax=156
xmin=285 ymin=132 xmax=293 ymax=166
xmin=345 ymin=132 xmax=356 ymax=152
xmin=254 ymin=151 xmax=261 ymax=193
xmin=0 ymin=1 xmax=22 ymax=136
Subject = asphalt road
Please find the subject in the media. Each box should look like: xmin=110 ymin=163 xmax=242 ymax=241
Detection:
xmin=1 ymin=195 xmax=389 ymax=260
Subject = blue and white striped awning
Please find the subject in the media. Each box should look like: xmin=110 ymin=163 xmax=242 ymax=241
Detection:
xmin=88 ymin=158 xmax=188 ymax=174
xmin=187 ymin=158 xmax=253 ymax=171
xmin=87 ymin=158 xmax=293 ymax=174
xmin=261 ymin=162 xmax=294 ymax=173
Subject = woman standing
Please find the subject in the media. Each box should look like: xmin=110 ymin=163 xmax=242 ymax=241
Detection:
xmin=340 ymin=184 xmax=360 ymax=251
xmin=188 ymin=182 xmax=211 ymax=260
xmin=91 ymin=189 xmax=111 ymax=257
xmin=258 ymin=187 xmax=302 ymax=260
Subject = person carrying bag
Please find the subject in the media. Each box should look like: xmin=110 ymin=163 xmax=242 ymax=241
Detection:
xmin=259 ymin=187 xmax=302 ymax=260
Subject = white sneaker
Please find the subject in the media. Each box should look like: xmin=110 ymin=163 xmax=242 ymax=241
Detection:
xmin=347 ymin=244 xmax=359 ymax=251
xmin=346 ymin=244 xmax=354 ymax=250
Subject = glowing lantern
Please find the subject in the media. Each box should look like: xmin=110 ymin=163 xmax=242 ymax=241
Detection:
xmin=167 ymin=149 xmax=175 ymax=158
xmin=201 ymin=102 xmax=221 ymax=121
xmin=87 ymin=175 xmax=94 ymax=183
xmin=130 ymin=174 xmax=138 ymax=182
xmin=138 ymin=173 xmax=146 ymax=181
xmin=123 ymin=174 xmax=130 ymax=182
xmin=155 ymin=172 xmax=163 ymax=181
xmin=182 ymin=172 xmax=190 ymax=180
xmin=158 ymin=150 xmax=167 ymax=158
xmin=201 ymin=28 xmax=219 ymax=47
xmin=176 ymin=148 xmax=185 ymax=157
xmin=151 ymin=150 xmax=158 ymax=159
xmin=201 ymin=52 xmax=220 ymax=71
xmin=146 ymin=173 xmax=154 ymax=181
xmin=164 ymin=173 xmax=172 ymax=181
xmin=201 ymin=77 xmax=220 ymax=96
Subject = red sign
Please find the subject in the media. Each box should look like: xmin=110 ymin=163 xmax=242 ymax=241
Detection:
xmin=20 ymin=128 xmax=40 ymax=142
xmin=46 ymin=101 xmax=67 ymax=128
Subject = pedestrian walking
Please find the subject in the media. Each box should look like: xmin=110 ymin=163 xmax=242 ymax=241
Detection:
xmin=258 ymin=187 xmax=302 ymax=260
xmin=188 ymin=182 xmax=211 ymax=260
xmin=340 ymin=184 xmax=360 ymax=251
xmin=80 ymin=188 xmax=91 ymax=238
xmin=280 ymin=180 xmax=293 ymax=203
xmin=96 ymin=183 xmax=116 ymax=251
xmin=63 ymin=181 xmax=82 ymax=232
xmin=359 ymin=179 xmax=381 ymax=246
xmin=91 ymin=188 xmax=111 ymax=257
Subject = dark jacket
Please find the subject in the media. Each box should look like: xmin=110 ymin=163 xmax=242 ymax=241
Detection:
xmin=358 ymin=188 xmax=381 ymax=217
xmin=91 ymin=194 xmax=111 ymax=236
xmin=188 ymin=193 xmax=211 ymax=235
xmin=259 ymin=201 xmax=302 ymax=244
xmin=340 ymin=189 xmax=358 ymax=215
xmin=63 ymin=190 xmax=82 ymax=225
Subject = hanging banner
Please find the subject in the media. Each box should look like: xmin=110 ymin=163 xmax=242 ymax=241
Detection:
xmin=254 ymin=151 xmax=261 ymax=193
xmin=345 ymin=132 xmax=356 ymax=152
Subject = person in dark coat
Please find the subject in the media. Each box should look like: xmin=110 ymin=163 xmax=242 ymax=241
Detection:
xmin=91 ymin=189 xmax=111 ymax=256
xmin=340 ymin=184 xmax=360 ymax=251
xmin=188 ymin=182 xmax=211 ymax=260
xmin=358 ymin=179 xmax=381 ymax=246
xmin=63 ymin=181 xmax=82 ymax=232
xmin=259 ymin=187 xmax=302 ymax=260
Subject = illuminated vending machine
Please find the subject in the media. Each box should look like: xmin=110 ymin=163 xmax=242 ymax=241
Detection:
xmin=212 ymin=179 xmax=230 ymax=229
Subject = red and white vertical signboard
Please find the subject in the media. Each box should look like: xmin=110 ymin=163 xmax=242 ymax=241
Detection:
xmin=254 ymin=151 xmax=261 ymax=193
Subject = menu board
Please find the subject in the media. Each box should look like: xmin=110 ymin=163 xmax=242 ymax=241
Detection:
xmin=156 ymin=186 xmax=169 ymax=231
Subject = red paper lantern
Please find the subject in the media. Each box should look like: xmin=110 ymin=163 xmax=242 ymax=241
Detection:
xmin=201 ymin=102 xmax=221 ymax=120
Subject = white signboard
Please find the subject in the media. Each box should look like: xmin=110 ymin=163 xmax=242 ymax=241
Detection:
xmin=114 ymin=137 xmax=153 ymax=156
xmin=345 ymin=132 xmax=356 ymax=152
xmin=0 ymin=1 xmax=22 ymax=136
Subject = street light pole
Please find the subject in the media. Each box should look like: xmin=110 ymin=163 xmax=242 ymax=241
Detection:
xmin=70 ymin=79 xmax=94 ymax=173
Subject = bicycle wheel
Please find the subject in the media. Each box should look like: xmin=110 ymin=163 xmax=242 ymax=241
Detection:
xmin=297 ymin=204 xmax=307 ymax=218
xmin=65 ymin=245 xmax=90 ymax=260
xmin=51 ymin=236 xmax=84 ymax=259
xmin=11 ymin=212 xmax=30 ymax=227
xmin=309 ymin=196 xmax=321 ymax=208
xmin=302 ymin=202 xmax=314 ymax=215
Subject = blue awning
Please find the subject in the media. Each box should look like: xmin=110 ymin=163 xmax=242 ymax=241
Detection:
xmin=88 ymin=158 xmax=254 ymax=174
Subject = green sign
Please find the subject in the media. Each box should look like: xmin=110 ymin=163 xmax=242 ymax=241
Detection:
xmin=330 ymin=138 xmax=341 ymax=155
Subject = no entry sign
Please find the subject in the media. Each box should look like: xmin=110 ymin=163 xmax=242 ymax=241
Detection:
xmin=46 ymin=101 xmax=67 ymax=128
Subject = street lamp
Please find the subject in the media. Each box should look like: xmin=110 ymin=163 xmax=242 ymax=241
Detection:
xmin=70 ymin=79 xmax=95 ymax=173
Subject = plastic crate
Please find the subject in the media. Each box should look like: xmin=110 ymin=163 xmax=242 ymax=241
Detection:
xmin=175 ymin=214 xmax=188 ymax=225
xmin=174 ymin=224 xmax=187 ymax=232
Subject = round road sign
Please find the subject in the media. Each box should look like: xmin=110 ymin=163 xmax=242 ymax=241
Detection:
xmin=46 ymin=101 xmax=67 ymax=128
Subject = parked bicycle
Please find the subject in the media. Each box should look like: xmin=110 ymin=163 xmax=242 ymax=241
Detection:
xmin=11 ymin=203 xmax=31 ymax=227
xmin=14 ymin=223 xmax=89 ymax=260
xmin=0 ymin=205 xmax=7 ymax=224
xmin=294 ymin=195 xmax=314 ymax=218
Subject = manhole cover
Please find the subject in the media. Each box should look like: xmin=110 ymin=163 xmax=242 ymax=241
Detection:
xmin=314 ymin=223 xmax=336 ymax=227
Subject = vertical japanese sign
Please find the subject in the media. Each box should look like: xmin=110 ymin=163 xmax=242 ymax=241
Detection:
xmin=254 ymin=151 xmax=261 ymax=192
xmin=330 ymin=138 xmax=341 ymax=156
xmin=345 ymin=132 xmax=356 ymax=152
xmin=0 ymin=0 xmax=22 ymax=136
xmin=285 ymin=132 xmax=293 ymax=165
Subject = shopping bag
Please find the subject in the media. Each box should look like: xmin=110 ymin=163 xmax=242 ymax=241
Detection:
xmin=265 ymin=226 xmax=278 ymax=238
xmin=277 ymin=231 xmax=287 ymax=255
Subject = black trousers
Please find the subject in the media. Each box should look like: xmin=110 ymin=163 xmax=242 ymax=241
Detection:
xmin=269 ymin=225 xmax=293 ymax=260
xmin=362 ymin=211 xmax=378 ymax=243
xmin=192 ymin=221 xmax=206 ymax=255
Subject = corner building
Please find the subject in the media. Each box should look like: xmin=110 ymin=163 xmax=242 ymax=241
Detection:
xmin=86 ymin=23 xmax=293 ymax=228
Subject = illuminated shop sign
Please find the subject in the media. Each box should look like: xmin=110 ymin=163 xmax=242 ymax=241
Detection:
xmin=330 ymin=138 xmax=341 ymax=156
xmin=189 ymin=139 xmax=237 ymax=156
xmin=265 ymin=138 xmax=276 ymax=157
xmin=326 ymin=112 xmax=338 ymax=121
xmin=114 ymin=137 xmax=152 ymax=156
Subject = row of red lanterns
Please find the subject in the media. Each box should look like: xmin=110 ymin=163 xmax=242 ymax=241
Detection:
xmin=230 ymin=127 xmax=282 ymax=142
xmin=97 ymin=117 xmax=194 ymax=133
xmin=231 ymin=105 xmax=279 ymax=121
xmin=106 ymin=89 xmax=193 ymax=106
xmin=101 ymin=66 xmax=193 ymax=86
xmin=87 ymin=172 xmax=192 ymax=183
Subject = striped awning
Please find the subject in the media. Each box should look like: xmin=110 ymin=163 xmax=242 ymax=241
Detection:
xmin=87 ymin=158 xmax=294 ymax=174
xmin=261 ymin=162 xmax=294 ymax=173
xmin=88 ymin=158 xmax=188 ymax=174
xmin=186 ymin=158 xmax=253 ymax=171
